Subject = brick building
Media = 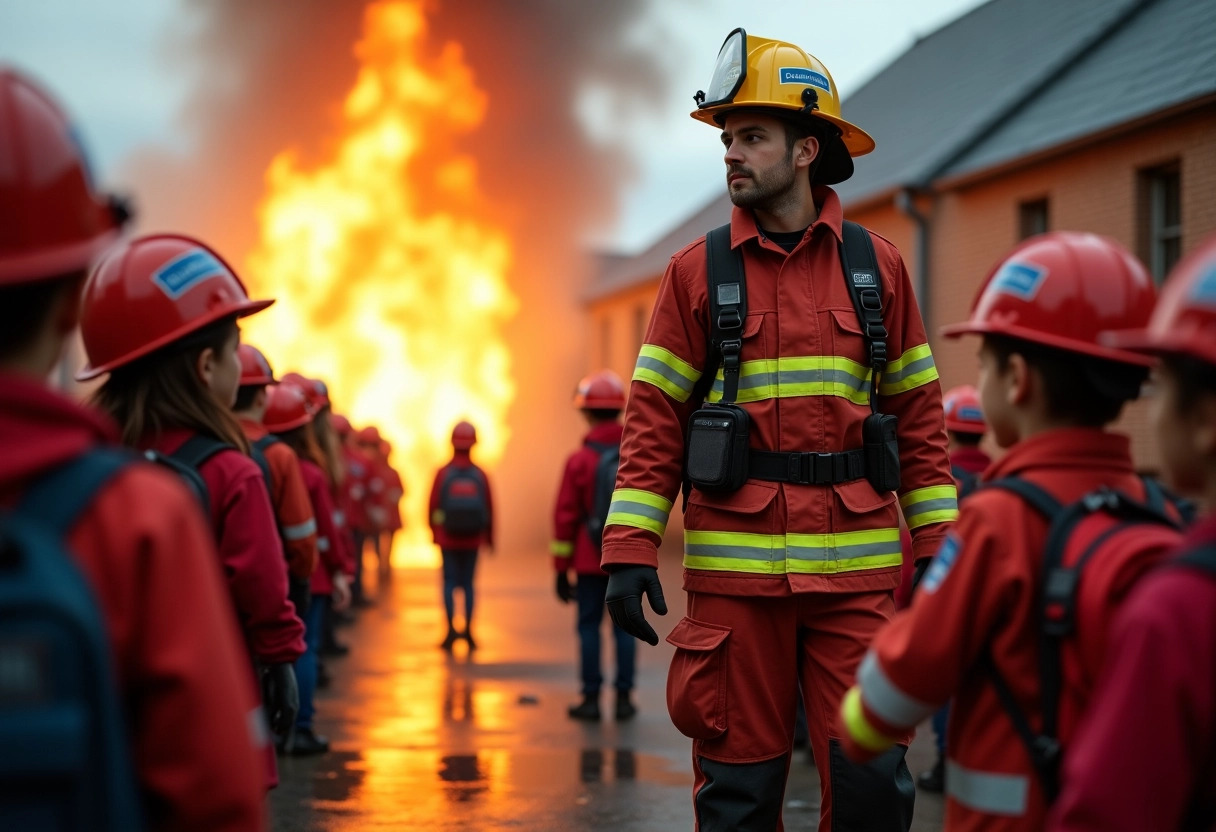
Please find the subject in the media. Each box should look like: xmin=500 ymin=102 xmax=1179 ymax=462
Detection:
xmin=588 ymin=0 xmax=1216 ymax=474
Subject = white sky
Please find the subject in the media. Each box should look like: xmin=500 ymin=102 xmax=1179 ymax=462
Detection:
xmin=0 ymin=0 xmax=990 ymax=252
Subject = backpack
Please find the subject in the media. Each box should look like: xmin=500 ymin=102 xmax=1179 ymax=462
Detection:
xmin=950 ymin=464 xmax=981 ymax=501
xmin=144 ymin=435 xmax=234 ymax=515
xmin=0 ymin=449 xmax=143 ymax=831
xmin=250 ymin=435 xmax=278 ymax=497
xmin=438 ymin=467 xmax=489 ymax=537
xmin=585 ymin=440 xmax=621 ymax=549
xmin=980 ymin=475 xmax=1185 ymax=802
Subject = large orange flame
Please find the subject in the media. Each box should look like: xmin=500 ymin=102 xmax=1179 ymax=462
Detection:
xmin=244 ymin=0 xmax=517 ymax=568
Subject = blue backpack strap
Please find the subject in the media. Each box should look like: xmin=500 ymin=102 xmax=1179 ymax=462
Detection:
xmin=19 ymin=448 xmax=137 ymax=529
xmin=980 ymin=476 xmax=1064 ymax=519
xmin=1174 ymin=543 xmax=1216 ymax=577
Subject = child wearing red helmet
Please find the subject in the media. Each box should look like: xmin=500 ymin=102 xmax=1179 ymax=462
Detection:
xmin=1049 ymin=235 xmax=1216 ymax=831
xmin=80 ymin=233 xmax=305 ymax=790
xmin=838 ymin=232 xmax=1185 ymax=831
xmin=0 ymin=66 xmax=265 ymax=829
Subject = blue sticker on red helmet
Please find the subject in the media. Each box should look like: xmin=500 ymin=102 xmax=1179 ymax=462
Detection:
xmin=921 ymin=532 xmax=961 ymax=594
xmin=152 ymin=249 xmax=227 ymax=299
xmin=990 ymin=261 xmax=1047 ymax=301
xmin=1187 ymin=264 xmax=1216 ymax=308
xmin=779 ymin=67 xmax=831 ymax=92
xmin=958 ymin=405 xmax=984 ymax=422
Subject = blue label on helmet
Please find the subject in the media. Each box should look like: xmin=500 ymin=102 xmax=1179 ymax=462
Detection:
xmin=152 ymin=249 xmax=227 ymax=299
xmin=957 ymin=405 xmax=984 ymax=422
xmin=1188 ymin=264 xmax=1216 ymax=308
xmin=779 ymin=67 xmax=831 ymax=92
xmin=990 ymin=261 xmax=1047 ymax=301
xmin=921 ymin=532 xmax=962 ymax=594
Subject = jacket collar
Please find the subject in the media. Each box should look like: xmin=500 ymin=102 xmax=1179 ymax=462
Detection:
xmin=984 ymin=428 xmax=1133 ymax=481
xmin=730 ymin=185 xmax=844 ymax=250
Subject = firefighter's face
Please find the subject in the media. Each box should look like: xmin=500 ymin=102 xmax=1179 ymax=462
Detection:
xmin=720 ymin=113 xmax=817 ymax=210
xmin=1150 ymin=362 xmax=1209 ymax=496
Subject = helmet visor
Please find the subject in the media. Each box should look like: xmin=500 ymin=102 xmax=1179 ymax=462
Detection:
xmin=699 ymin=28 xmax=747 ymax=108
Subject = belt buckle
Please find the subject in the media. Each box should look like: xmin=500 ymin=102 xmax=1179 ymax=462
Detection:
xmin=812 ymin=453 xmax=835 ymax=485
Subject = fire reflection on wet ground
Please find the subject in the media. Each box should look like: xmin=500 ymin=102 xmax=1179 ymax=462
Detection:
xmin=269 ymin=552 xmax=944 ymax=830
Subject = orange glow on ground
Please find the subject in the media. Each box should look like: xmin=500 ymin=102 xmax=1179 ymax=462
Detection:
xmin=243 ymin=0 xmax=517 ymax=568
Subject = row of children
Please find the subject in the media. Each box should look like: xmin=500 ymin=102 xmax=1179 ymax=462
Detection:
xmin=0 ymin=65 xmax=400 ymax=830
xmin=836 ymin=229 xmax=1216 ymax=831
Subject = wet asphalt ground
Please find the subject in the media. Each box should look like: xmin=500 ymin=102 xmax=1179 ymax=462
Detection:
xmin=269 ymin=551 xmax=945 ymax=830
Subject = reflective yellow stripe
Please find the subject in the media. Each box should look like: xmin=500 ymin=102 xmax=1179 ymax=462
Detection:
xmin=550 ymin=540 xmax=573 ymax=556
xmin=842 ymin=687 xmax=898 ymax=753
xmin=900 ymin=484 xmax=959 ymax=529
xmin=879 ymin=343 xmax=939 ymax=395
xmin=605 ymin=488 xmax=673 ymax=536
xmin=705 ymin=355 xmax=872 ymax=406
xmin=683 ymin=527 xmax=902 ymax=574
xmin=633 ymin=344 xmax=700 ymax=402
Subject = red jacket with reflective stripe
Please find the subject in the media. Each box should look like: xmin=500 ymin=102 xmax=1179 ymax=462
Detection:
xmin=552 ymin=420 xmax=623 ymax=575
xmin=601 ymin=187 xmax=956 ymax=595
xmin=144 ymin=428 xmax=305 ymax=666
xmin=299 ymin=458 xmax=353 ymax=595
xmin=429 ymin=452 xmax=493 ymax=551
xmin=0 ymin=375 xmax=265 ymax=831
xmin=840 ymin=429 xmax=1178 ymax=832
xmin=1049 ymin=516 xmax=1216 ymax=832
xmin=240 ymin=419 xmax=318 ymax=581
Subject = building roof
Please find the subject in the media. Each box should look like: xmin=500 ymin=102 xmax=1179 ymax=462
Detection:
xmin=593 ymin=0 xmax=1216 ymax=299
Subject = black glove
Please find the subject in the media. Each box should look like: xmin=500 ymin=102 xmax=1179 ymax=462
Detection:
xmin=288 ymin=576 xmax=312 ymax=619
xmin=911 ymin=558 xmax=931 ymax=593
xmin=605 ymin=565 xmax=667 ymax=646
xmin=261 ymin=662 xmax=300 ymax=737
xmin=555 ymin=571 xmax=574 ymax=603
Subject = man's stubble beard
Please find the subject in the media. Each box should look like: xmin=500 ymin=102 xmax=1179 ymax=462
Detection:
xmin=727 ymin=151 xmax=799 ymax=212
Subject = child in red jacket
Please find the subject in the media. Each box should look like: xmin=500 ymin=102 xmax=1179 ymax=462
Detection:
xmin=1049 ymin=235 xmax=1216 ymax=832
xmin=551 ymin=371 xmax=636 ymax=721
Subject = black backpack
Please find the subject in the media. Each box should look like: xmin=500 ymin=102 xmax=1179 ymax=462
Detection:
xmin=144 ymin=435 xmax=234 ymax=515
xmin=439 ymin=467 xmax=489 ymax=536
xmin=980 ymin=475 xmax=1184 ymax=802
xmin=0 ymin=449 xmax=143 ymax=831
xmin=585 ymin=440 xmax=621 ymax=549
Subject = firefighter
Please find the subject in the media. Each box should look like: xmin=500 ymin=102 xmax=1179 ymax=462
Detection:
xmin=353 ymin=425 xmax=389 ymax=606
xmin=1048 ymin=234 xmax=1216 ymax=831
xmin=914 ymin=384 xmax=993 ymax=792
xmin=79 ymin=232 xmax=306 ymax=790
xmin=0 ymin=66 xmax=265 ymax=828
xmin=263 ymin=381 xmax=353 ymax=756
xmin=552 ymin=371 xmax=637 ymax=722
xmin=379 ymin=438 xmax=405 ymax=582
xmin=429 ymin=421 xmax=494 ymax=650
xmin=837 ymin=232 xmax=1174 ymax=831
xmin=600 ymin=31 xmax=958 ymax=829
xmin=233 ymin=344 xmax=320 ymax=621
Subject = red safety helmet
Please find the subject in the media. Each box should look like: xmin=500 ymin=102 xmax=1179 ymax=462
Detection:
xmin=263 ymin=382 xmax=314 ymax=433
xmin=451 ymin=421 xmax=477 ymax=450
xmin=281 ymin=372 xmax=330 ymax=410
xmin=357 ymin=426 xmax=382 ymax=446
xmin=1105 ymin=234 xmax=1216 ymax=367
xmin=331 ymin=413 xmax=353 ymax=437
xmin=0 ymin=66 xmax=128 ymax=286
xmin=238 ymin=344 xmax=276 ymax=387
xmin=77 ymin=234 xmax=273 ymax=380
xmin=574 ymin=370 xmax=627 ymax=410
xmin=942 ymin=385 xmax=986 ymax=434
xmin=941 ymin=232 xmax=1157 ymax=367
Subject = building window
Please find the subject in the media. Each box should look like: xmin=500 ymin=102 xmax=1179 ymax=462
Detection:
xmin=634 ymin=304 xmax=649 ymax=351
xmin=1140 ymin=163 xmax=1182 ymax=283
xmin=1018 ymin=198 xmax=1049 ymax=240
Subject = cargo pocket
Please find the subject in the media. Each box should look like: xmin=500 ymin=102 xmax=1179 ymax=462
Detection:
xmin=666 ymin=617 xmax=731 ymax=740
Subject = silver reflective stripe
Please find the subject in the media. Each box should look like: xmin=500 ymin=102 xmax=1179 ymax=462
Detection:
xmin=788 ymin=538 xmax=894 ymax=562
xmin=856 ymin=653 xmax=936 ymax=728
xmin=905 ymin=497 xmax=958 ymax=515
xmin=317 ymin=537 xmax=331 ymax=552
xmin=683 ymin=542 xmax=782 ymax=561
xmin=607 ymin=498 xmax=670 ymax=525
xmin=946 ymin=760 xmax=1029 ymax=816
xmin=282 ymin=518 xmax=317 ymax=541
xmin=710 ymin=368 xmax=871 ymax=398
xmin=634 ymin=355 xmax=696 ymax=395
xmin=882 ymin=353 xmax=936 ymax=385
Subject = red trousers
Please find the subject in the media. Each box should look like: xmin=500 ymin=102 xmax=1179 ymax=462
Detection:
xmin=667 ymin=590 xmax=914 ymax=831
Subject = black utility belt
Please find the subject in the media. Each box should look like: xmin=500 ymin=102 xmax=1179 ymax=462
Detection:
xmin=749 ymin=449 xmax=866 ymax=485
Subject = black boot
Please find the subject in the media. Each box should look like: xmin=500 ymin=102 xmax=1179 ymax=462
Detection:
xmin=440 ymin=628 xmax=458 ymax=651
xmin=290 ymin=727 xmax=330 ymax=756
xmin=462 ymin=630 xmax=477 ymax=651
xmin=567 ymin=694 xmax=601 ymax=721
xmin=917 ymin=758 xmax=945 ymax=792
xmin=615 ymin=691 xmax=637 ymax=721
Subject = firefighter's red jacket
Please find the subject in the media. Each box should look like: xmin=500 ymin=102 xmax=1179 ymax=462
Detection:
xmin=240 ymin=418 xmax=319 ymax=581
xmin=298 ymin=458 xmax=354 ymax=596
xmin=341 ymin=444 xmax=373 ymax=534
xmin=601 ymin=188 xmax=957 ymax=596
xmin=838 ymin=428 xmax=1175 ymax=832
xmin=383 ymin=462 xmax=405 ymax=532
xmin=143 ymin=428 xmax=305 ymax=666
xmin=551 ymin=420 xmax=623 ymax=575
xmin=1049 ymin=514 xmax=1216 ymax=832
xmin=429 ymin=451 xmax=494 ymax=551
xmin=0 ymin=374 xmax=266 ymax=831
